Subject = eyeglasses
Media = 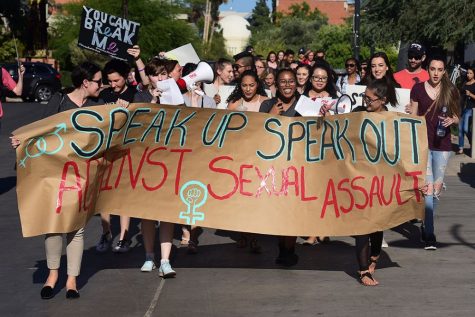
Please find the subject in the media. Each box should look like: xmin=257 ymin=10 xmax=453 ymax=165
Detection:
xmin=362 ymin=95 xmax=380 ymax=105
xmin=408 ymin=54 xmax=423 ymax=60
xmin=90 ymin=78 xmax=103 ymax=86
xmin=256 ymin=65 xmax=266 ymax=69
xmin=233 ymin=64 xmax=246 ymax=71
xmin=278 ymin=79 xmax=296 ymax=86
xmin=345 ymin=63 xmax=356 ymax=68
xmin=311 ymin=76 xmax=328 ymax=82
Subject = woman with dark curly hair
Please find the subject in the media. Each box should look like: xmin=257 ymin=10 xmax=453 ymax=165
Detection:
xmin=227 ymin=70 xmax=268 ymax=112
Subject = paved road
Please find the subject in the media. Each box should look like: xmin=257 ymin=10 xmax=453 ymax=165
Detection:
xmin=1 ymin=102 xmax=474 ymax=317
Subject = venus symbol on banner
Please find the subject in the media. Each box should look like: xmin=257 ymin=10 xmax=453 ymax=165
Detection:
xmin=179 ymin=181 xmax=208 ymax=225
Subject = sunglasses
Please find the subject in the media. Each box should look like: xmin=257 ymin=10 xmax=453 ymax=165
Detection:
xmin=408 ymin=54 xmax=423 ymax=60
xmin=345 ymin=63 xmax=356 ymax=68
xmin=233 ymin=64 xmax=246 ymax=71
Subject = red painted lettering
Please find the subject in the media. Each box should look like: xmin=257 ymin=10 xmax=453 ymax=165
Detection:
xmin=56 ymin=161 xmax=82 ymax=214
xmin=405 ymin=171 xmax=423 ymax=202
xmin=300 ymin=166 xmax=317 ymax=201
xmin=239 ymin=164 xmax=254 ymax=196
xmin=207 ymin=156 xmax=238 ymax=200
xmin=321 ymin=179 xmax=340 ymax=218
xmin=337 ymin=178 xmax=354 ymax=213
xmin=351 ymin=176 xmax=368 ymax=209
xmin=142 ymin=147 xmax=168 ymax=191
xmin=369 ymin=176 xmax=383 ymax=207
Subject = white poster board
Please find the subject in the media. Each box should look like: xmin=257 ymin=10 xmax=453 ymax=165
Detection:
xmin=165 ymin=43 xmax=200 ymax=66
xmin=346 ymin=84 xmax=410 ymax=113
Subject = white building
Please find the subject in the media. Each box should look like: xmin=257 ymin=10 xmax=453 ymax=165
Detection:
xmin=218 ymin=13 xmax=251 ymax=56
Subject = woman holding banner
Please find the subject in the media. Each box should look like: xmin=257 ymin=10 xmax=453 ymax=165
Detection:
xmin=321 ymin=78 xmax=394 ymax=285
xmin=95 ymin=59 xmax=137 ymax=254
xmin=359 ymin=51 xmax=401 ymax=249
xmin=259 ymin=68 xmax=301 ymax=266
xmin=408 ymin=56 xmax=460 ymax=250
xmin=132 ymin=58 xmax=177 ymax=277
xmin=227 ymin=70 xmax=268 ymax=253
xmin=12 ymin=62 xmax=104 ymax=299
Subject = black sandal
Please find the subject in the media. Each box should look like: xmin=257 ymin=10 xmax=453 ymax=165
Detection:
xmin=359 ymin=271 xmax=378 ymax=286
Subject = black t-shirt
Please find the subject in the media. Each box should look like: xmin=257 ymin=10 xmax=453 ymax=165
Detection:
xmin=461 ymin=82 xmax=475 ymax=109
xmin=99 ymin=85 xmax=136 ymax=104
xmin=259 ymin=96 xmax=299 ymax=117
xmin=43 ymin=92 xmax=104 ymax=118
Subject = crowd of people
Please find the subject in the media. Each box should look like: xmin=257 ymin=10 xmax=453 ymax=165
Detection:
xmin=5 ymin=41 xmax=473 ymax=297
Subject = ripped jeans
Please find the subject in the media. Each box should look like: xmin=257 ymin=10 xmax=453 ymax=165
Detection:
xmin=424 ymin=150 xmax=451 ymax=239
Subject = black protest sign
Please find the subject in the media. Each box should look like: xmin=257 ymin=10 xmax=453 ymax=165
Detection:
xmin=78 ymin=6 xmax=140 ymax=61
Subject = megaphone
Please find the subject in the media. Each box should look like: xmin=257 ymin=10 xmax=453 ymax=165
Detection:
xmin=176 ymin=61 xmax=215 ymax=93
xmin=332 ymin=94 xmax=354 ymax=114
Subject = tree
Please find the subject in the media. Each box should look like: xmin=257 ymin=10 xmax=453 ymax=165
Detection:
xmin=185 ymin=0 xmax=229 ymax=59
xmin=361 ymin=0 xmax=475 ymax=48
xmin=248 ymin=0 xmax=271 ymax=31
xmin=249 ymin=2 xmax=328 ymax=56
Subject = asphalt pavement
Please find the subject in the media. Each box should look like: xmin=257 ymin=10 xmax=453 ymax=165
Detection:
xmin=0 ymin=102 xmax=474 ymax=317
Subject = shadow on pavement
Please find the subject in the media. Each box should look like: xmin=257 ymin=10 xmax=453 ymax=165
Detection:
xmin=458 ymin=163 xmax=475 ymax=188
xmin=0 ymin=176 xmax=16 ymax=195
xmin=30 ymin=227 xmax=400 ymax=291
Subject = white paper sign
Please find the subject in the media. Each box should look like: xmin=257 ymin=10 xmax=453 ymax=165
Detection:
xmin=165 ymin=43 xmax=200 ymax=66
xmin=204 ymin=84 xmax=236 ymax=109
xmin=346 ymin=84 xmax=410 ymax=113
xmin=295 ymin=96 xmax=337 ymax=116
xmin=156 ymin=78 xmax=184 ymax=105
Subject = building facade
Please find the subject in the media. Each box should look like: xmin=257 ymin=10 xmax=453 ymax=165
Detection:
xmin=276 ymin=0 xmax=354 ymax=25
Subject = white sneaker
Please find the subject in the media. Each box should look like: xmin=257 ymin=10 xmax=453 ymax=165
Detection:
xmin=96 ymin=232 xmax=112 ymax=253
xmin=141 ymin=260 xmax=156 ymax=272
xmin=381 ymin=238 xmax=389 ymax=248
xmin=158 ymin=261 xmax=176 ymax=278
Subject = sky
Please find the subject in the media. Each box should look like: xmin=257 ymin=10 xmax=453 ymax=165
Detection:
xmin=219 ymin=0 xmax=272 ymax=13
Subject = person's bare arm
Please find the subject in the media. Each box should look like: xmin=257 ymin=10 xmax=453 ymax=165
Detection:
xmin=12 ymin=64 xmax=25 ymax=96
xmin=127 ymin=45 xmax=149 ymax=86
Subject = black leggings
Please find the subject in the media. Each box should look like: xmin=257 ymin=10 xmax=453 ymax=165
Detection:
xmin=354 ymin=231 xmax=383 ymax=271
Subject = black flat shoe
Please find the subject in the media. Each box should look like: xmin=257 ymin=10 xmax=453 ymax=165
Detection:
xmin=65 ymin=289 xmax=80 ymax=299
xmin=40 ymin=286 xmax=54 ymax=300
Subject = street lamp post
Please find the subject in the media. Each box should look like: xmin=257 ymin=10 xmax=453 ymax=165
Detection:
xmin=353 ymin=0 xmax=360 ymax=60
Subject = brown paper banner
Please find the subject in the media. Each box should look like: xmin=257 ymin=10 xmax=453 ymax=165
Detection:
xmin=13 ymin=103 xmax=427 ymax=238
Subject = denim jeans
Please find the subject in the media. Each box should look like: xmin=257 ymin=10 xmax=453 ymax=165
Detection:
xmin=424 ymin=150 xmax=451 ymax=239
xmin=458 ymin=108 xmax=473 ymax=148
